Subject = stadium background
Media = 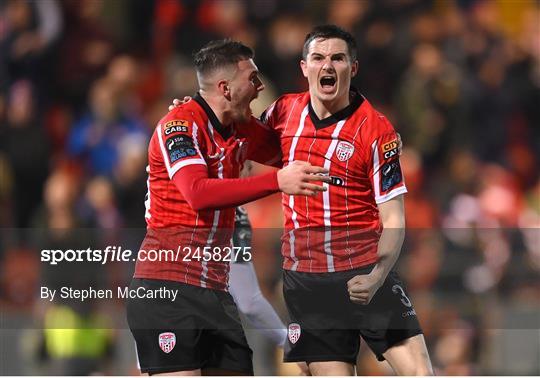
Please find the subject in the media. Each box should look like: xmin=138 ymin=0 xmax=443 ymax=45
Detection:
xmin=0 ymin=0 xmax=539 ymax=375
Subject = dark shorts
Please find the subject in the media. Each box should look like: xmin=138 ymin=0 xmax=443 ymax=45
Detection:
xmin=126 ymin=278 xmax=253 ymax=375
xmin=283 ymin=266 xmax=422 ymax=363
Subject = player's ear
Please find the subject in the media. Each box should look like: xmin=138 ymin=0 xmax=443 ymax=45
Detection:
xmin=300 ymin=60 xmax=308 ymax=78
xmin=218 ymin=79 xmax=231 ymax=100
xmin=351 ymin=60 xmax=358 ymax=78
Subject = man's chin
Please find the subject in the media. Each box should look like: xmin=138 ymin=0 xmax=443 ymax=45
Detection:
xmin=316 ymin=92 xmax=338 ymax=103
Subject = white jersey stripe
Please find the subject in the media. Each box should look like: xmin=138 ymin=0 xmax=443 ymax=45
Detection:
xmin=344 ymin=116 xmax=368 ymax=268
xmin=169 ymin=158 xmax=207 ymax=177
xmin=375 ymin=186 xmax=408 ymax=204
xmin=287 ymin=105 xmax=309 ymax=271
xmin=144 ymin=165 xmax=151 ymax=220
xmin=200 ymin=120 xmax=224 ymax=287
xmin=322 ymin=120 xmax=347 ymax=272
xmin=304 ymin=131 xmax=317 ymax=272
xmin=283 ymin=97 xmax=301 ymax=135
xmin=184 ymin=212 xmax=199 ymax=284
xmin=372 ymin=140 xmax=381 ymax=200
xmin=287 ymin=105 xmax=309 ymax=164
xmin=156 ymin=125 xmax=172 ymax=175
xmin=192 ymin=122 xmax=205 ymax=160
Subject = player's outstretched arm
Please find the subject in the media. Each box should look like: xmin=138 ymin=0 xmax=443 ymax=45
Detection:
xmin=173 ymin=162 xmax=329 ymax=211
xmin=348 ymin=195 xmax=405 ymax=305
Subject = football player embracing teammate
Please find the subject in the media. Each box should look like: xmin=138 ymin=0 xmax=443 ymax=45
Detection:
xmin=127 ymin=40 xmax=328 ymax=376
xmin=169 ymin=25 xmax=434 ymax=376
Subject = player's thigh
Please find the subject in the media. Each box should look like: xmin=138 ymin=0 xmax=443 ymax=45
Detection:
xmin=358 ymin=271 xmax=425 ymax=360
xmin=308 ymin=361 xmax=355 ymax=376
xmin=127 ymin=279 xmax=208 ymax=374
xmin=383 ymin=333 xmax=433 ymax=375
xmin=282 ymin=270 xmax=361 ymax=364
xmin=203 ymin=291 xmax=254 ymax=375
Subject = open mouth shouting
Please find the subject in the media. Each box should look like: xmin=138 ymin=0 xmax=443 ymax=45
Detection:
xmin=319 ymin=75 xmax=337 ymax=94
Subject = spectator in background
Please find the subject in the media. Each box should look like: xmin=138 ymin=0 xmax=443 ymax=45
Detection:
xmin=0 ymin=0 xmax=62 ymax=98
xmin=31 ymin=166 xmax=115 ymax=375
xmin=112 ymin=133 xmax=148 ymax=228
xmin=1 ymin=80 xmax=50 ymax=228
xmin=79 ymin=176 xmax=122 ymax=229
xmin=258 ymin=14 xmax=312 ymax=93
xmin=66 ymin=78 xmax=148 ymax=177
xmin=56 ymin=0 xmax=114 ymax=111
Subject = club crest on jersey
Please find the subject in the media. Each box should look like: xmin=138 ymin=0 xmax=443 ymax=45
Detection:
xmin=158 ymin=332 xmax=176 ymax=353
xmin=336 ymin=141 xmax=355 ymax=161
xmin=288 ymin=323 xmax=301 ymax=344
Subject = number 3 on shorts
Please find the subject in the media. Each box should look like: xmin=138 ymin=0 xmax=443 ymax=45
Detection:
xmin=392 ymin=284 xmax=412 ymax=307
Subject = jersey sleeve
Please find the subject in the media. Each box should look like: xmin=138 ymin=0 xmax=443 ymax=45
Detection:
xmin=365 ymin=113 xmax=407 ymax=204
xmin=243 ymin=117 xmax=282 ymax=167
xmin=155 ymin=114 xmax=207 ymax=179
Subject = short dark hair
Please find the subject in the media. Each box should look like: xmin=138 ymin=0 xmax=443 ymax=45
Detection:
xmin=302 ymin=25 xmax=357 ymax=61
xmin=194 ymin=39 xmax=254 ymax=76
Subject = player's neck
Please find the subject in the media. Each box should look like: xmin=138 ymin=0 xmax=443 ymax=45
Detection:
xmin=198 ymin=90 xmax=233 ymax=127
xmin=309 ymin=92 xmax=350 ymax=120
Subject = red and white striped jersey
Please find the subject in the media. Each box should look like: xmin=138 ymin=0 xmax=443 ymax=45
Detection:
xmin=135 ymin=93 xmax=278 ymax=290
xmin=261 ymin=88 xmax=407 ymax=273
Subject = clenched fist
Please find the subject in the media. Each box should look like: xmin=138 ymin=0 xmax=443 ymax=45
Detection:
xmin=347 ymin=273 xmax=384 ymax=305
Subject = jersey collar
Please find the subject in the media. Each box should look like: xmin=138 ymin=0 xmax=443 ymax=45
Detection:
xmin=308 ymin=87 xmax=365 ymax=130
xmin=193 ymin=92 xmax=232 ymax=139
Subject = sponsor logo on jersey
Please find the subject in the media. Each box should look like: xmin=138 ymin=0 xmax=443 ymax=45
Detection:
xmin=165 ymin=125 xmax=189 ymax=135
xmin=288 ymin=323 xmax=301 ymax=344
xmin=166 ymin=135 xmax=197 ymax=163
xmin=164 ymin=119 xmax=190 ymax=128
xmin=381 ymin=160 xmax=402 ymax=191
xmin=382 ymin=139 xmax=398 ymax=152
xmin=329 ymin=175 xmax=345 ymax=187
xmin=336 ymin=141 xmax=355 ymax=161
xmin=158 ymin=332 xmax=176 ymax=353
xmin=384 ymin=148 xmax=398 ymax=159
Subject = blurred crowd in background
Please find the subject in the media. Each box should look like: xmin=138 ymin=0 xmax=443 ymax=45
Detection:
xmin=0 ymin=0 xmax=539 ymax=375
